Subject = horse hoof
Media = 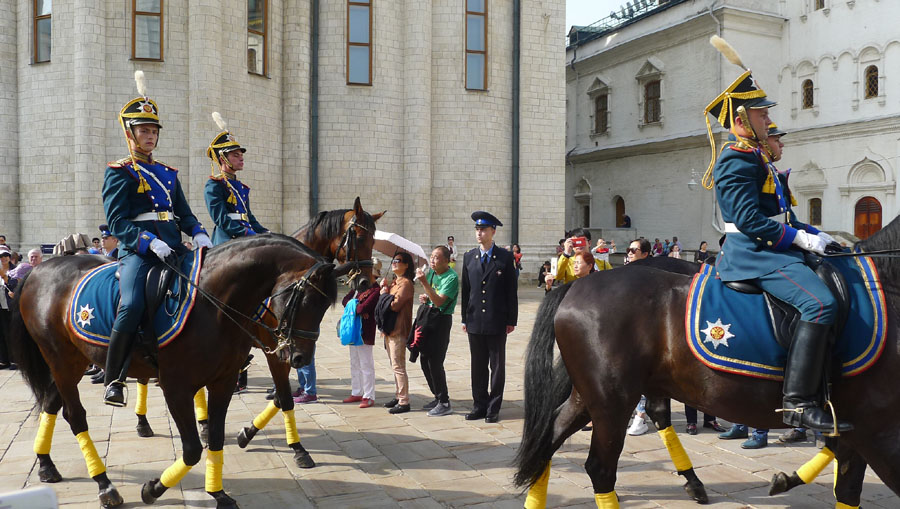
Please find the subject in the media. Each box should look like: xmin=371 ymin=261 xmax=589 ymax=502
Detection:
xmin=38 ymin=464 xmax=62 ymax=483
xmin=294 ymin=451 xmax=316 ymax=469
xmin=136 ymin=423 xmax=154 ymax=438
xmin=209 ymin=490 xmax=239 ymax=509
xmin=141 ymin=479 xmax=164 ymax=504
xmin=99 ymin=485 xmax=124 ymax=508
xmin=769 ymin=471 xmax=794 ymax=495
xmin=683 ymin=481 xmax=709 ymax=504
xmin=237 ymin=427 xmax=254 ymax=449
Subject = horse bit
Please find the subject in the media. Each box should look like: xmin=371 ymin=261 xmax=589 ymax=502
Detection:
xmin=337 ymin=214 xmax=374 ymax=285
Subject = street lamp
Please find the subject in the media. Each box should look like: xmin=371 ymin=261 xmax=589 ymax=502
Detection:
xmin=687 ymin=169 xmax=699 ymax=191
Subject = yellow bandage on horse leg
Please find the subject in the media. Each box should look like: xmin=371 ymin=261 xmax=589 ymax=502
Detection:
xmin=75 ymin=431 xmax=106 ymax=477
xmin=283 ymin=409 xmax=300 ymax=445
xmin=658 ymin=426 xmax=693 ymax=472
xmin=524 ymin=461 xmax=552 ymax=509
xmin=797 ymin=446 xmax=835 ymax=485
xmin=135 ymin=382 xmax=148 ymax=416
xmin=252 ymin=401 xmax=279 ymax=430
xmin=205 ymin=449 xmax=224 ymax=493
xmin=194 ymin=389 xmax=208 ymax=421
xmin=835 ymin=503 xmax=859 ymax=509
xmin=33 ymin=412 xmax=57 ymax=455
xmin=594 ymin=491 xmax=619 ymax=509
xmin=160 ymin=457 xmax=192 ymax=488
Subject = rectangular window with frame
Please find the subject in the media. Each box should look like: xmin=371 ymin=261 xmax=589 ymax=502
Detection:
xmin=248 ymin=0 xmax=267 ymax=75
xmin=644 ymin=80 xmax=661 ymax=124
xmin=133 ymin=0 xmax=163 ymax=61
xmin=466 ymin=0 xmax=487 ymax=90
xmin=594 ymin=94 xmax=608 ymax=134
xmin=347 ymin=0 xmax=372 ymax=85
xmin=34 ymin=0 xmax=51 ymax=63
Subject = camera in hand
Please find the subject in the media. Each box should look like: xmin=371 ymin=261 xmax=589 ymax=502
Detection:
xmin=571 ymin=237 xmax=587 ymax=249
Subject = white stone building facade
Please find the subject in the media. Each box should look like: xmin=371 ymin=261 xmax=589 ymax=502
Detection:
xmin=1 ymin=0 xmax=565 ymax=268
xmin=566 ymin=0 xmax=900 ymax=251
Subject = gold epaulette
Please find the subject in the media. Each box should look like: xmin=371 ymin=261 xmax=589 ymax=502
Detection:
xmin=108 ymin=157 xmax=133 ymax=168
xmin=209 ymin=174 xmax=226 ymax=182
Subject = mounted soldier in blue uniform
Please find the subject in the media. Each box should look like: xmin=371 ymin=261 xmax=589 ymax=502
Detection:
xmin=703 ymin=37 xmax=850 ymax=434
xmin=101 ymin=71 xmax=212 ymax=407
xmin=204 ymin=112 xmax=268 ymax=246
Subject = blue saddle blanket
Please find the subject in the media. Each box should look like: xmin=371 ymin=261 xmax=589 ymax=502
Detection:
xmin=685 ymin=256 xmax=887 ymax=380
xmin=67 ymin=250 xmax=203 ymax=348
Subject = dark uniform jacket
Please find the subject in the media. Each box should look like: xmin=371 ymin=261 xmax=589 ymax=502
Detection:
xmin=461 ymin=245 xmax=518 ymax=335
xmin=204 ymin=175 xmax=268 ymax=245
xmin=102 ymin=157 xmax=205 ymax=257
xmin=714 ymin=141 xmax=820 ymax=281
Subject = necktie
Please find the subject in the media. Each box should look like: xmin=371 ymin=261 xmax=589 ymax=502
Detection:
xmin=482 ymin=253 xmax=488 ymax=266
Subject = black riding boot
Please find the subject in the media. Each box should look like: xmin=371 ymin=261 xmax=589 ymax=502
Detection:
xmin=103 ymin=329 xmax=135 ymax=407
xmin=781 ymin=321 xmax=853 ymax=434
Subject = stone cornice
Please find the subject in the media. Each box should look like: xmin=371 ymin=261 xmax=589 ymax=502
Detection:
xmin=781 ymin=115 xmax=900 ymax=144
xmin=568 ymin=130 xmax=720 ymax=163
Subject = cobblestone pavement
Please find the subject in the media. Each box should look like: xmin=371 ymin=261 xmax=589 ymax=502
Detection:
xmin=0 ymin=286 xmax=895 ymax=508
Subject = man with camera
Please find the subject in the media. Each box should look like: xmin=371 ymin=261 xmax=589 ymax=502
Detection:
xmin=552 ymin=228 xmax=607 ymax=285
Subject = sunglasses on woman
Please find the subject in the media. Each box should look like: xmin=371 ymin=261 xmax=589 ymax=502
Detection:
xmin=391 ymin=259 xmax=402 ymax=264
xmin=627 ymin=247 xmax=641 ymax=254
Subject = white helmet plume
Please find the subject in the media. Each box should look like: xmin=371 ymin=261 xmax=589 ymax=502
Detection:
xmin=134 ymin=70 xmax=148 ymax=97
xmin=212 ymin=111 xmax=228 ymax=131
xmin=709 ymin=35 xmax=747 ymax=71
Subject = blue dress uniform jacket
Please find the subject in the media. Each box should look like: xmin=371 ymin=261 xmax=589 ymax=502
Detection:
xmin=102 ymin=158 xmax=206 ymax=256
xmin=204 ymin=175 xmax=268 ymax=246
xmin=460 ymin=245 xmax=518 ymax=335
xmin=714 ymin=143 xmax=820 ymax=281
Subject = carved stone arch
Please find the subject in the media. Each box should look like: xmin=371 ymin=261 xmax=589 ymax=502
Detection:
xmin=817 ymin=54 xmax=836 ymax=71
xmin=796 ymin=60 xmax=816 ymax=76
xmin=574 ymin=176 xmax=593 ymax=196
xmin=848 ymin=158 xmax=886 ymax=185
xmin=574 ymin=177 xmax=592 ymax=228
xmin=792 ymin=162 xmax=828 ymax=191
xmin=778 ymin=64 xmax=794 ymax=83
xmin=858 ymin=45 xmax=882 ymax=63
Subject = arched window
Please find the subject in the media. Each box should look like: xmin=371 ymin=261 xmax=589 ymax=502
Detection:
xmin=614 ymin=197 xmax=626 ymax=227
xmin=801 ymin=79 xmax=814 ymax=109
xmin=865 ymin=65 xmax=879 ymax=99
xmin=808 ymin=198 xmax=822 ymax=226
xmin=854 ymin=196 xmax=882 ymax=240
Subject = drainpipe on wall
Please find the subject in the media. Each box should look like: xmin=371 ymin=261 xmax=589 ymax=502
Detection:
xmin=309 ymin=0 xmax=320 ymax=217
xmin=707 ymin=0 xmax=724 ymax=234
xmin=511 ymin=0 xmax=521 ymax=244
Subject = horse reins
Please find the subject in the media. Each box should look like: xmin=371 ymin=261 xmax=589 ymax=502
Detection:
xmin=160 ymin=255 xmax=328 ymax=355
xmin=822 ymin=247 xmax=900 ymax=259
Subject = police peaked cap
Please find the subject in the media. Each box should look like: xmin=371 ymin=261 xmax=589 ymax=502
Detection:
xmin=471 ymin=211 xmax=503 ymax=228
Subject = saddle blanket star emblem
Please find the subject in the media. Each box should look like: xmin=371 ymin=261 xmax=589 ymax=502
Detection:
xmin=77 ymin=304 xmax=96 ymax=328
xmin=701 ymin=318 xmax=734 ymax=349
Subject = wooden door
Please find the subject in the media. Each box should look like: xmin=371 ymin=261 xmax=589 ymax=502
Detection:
xmin=854 ymin=196 xmax=882 ymax=240
xmin=615 ymin=197 xmax=625 ymax=227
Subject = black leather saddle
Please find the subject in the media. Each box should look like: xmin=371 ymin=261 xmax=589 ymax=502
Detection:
xmin=724 ymin=254 xmax=851 ymax=349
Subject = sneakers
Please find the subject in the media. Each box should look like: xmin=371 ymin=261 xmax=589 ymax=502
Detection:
xmin=422 ymin=399 xmax=439 ymax=411
xmin=685 ymin=423 xmax=698 ymax=435
xmin=777 ymin=428 xmax=808 ymax=444
xmin=359 ymin=398 xmax=375 ymax=408
xmin=703 ymin=420 xmax=727 ymax=432
xmin=84 ymin=365 xmax=101 ymax=376
xmin=627 ymin=417 xmax=648 ymax=436
xmin=343 ymin=395 xmax=363 ymax=403
xmin=291 ymin=387 xmax=304 ymax=398
xmin=294 ymin=393 xmax=318 ymax=404
xmin=427 ymin=402 xmax=452 ymax=417
xmin=90 ymin=370 xmax=106 ymax=384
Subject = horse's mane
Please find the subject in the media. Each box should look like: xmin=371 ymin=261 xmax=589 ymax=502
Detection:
xmin=857 ymin=214 xmax=900 ymax=291
xmin=292 ymin=208 xmax=376 ymax=243
xmin=210 ymin=232 xmax=323 ymax=261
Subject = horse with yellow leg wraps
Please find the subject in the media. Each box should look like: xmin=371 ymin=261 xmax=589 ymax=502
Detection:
xmin=10 ymin=234 xmax=342 ymax=508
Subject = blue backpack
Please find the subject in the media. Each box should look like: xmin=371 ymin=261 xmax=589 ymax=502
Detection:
xmin=339 ymin=298 xmax=364 ymax=346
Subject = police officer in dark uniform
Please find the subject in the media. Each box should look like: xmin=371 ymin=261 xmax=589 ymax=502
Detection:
xmin=460 ymin=211 xmax=518 ymax=423
xmin=99 ymin=224 xmax=118 ymax=259
xmin=703 ymin=41 xmax=850 ymax=433
xmin=204 ymin=112 xmax=268 ymax=246
xmin=101 ymin=71 xmax=212 ymax=407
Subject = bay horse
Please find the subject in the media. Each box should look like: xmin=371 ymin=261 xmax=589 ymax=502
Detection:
xmin=130 ymin=197 xmax=383 ymax=469
xmin=9 ymin=234 xmax=340 ymax=508
xmin=514 ymin=216 xmax=900 ymax=508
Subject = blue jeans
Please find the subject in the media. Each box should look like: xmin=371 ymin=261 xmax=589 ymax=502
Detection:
xmin=296 ymin=354 xmax=317 ymax=396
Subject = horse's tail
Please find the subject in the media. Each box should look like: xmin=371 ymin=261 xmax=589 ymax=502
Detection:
xmin=7 ymin=273 xmax=54 ymax=409
xmin=513 ymin=283 xmax=574 ymax=488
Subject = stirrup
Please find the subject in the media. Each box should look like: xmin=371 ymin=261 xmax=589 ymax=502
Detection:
xmin=103 ymin=381 xmax=128 ymax=408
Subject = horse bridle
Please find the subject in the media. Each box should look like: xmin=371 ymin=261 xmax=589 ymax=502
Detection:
xmin=162 ymin=256 xmax=330 ymax=355
xmin=336 ymin=214 xmax=374 ymax=284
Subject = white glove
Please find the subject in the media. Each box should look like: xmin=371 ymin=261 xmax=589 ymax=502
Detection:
xmin=193 ymin=233 xmax=213 ymax=250
xmin=149 ymin=238 xmax=173 ymax=261
xmin=817 ymin=231 xmax=835 ymax=244
xmin=792 ymin=230 xmax=827 ymax=255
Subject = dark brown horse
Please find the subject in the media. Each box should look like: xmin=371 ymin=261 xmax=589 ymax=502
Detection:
xmin=9 ymin=235 xmax=340 ymax=508
xmin=514 ymin=217 xmax=900 ymax=507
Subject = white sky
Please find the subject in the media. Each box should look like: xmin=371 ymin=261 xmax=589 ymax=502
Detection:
xmin=566 ymin=0 xmax=631 ymax=31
